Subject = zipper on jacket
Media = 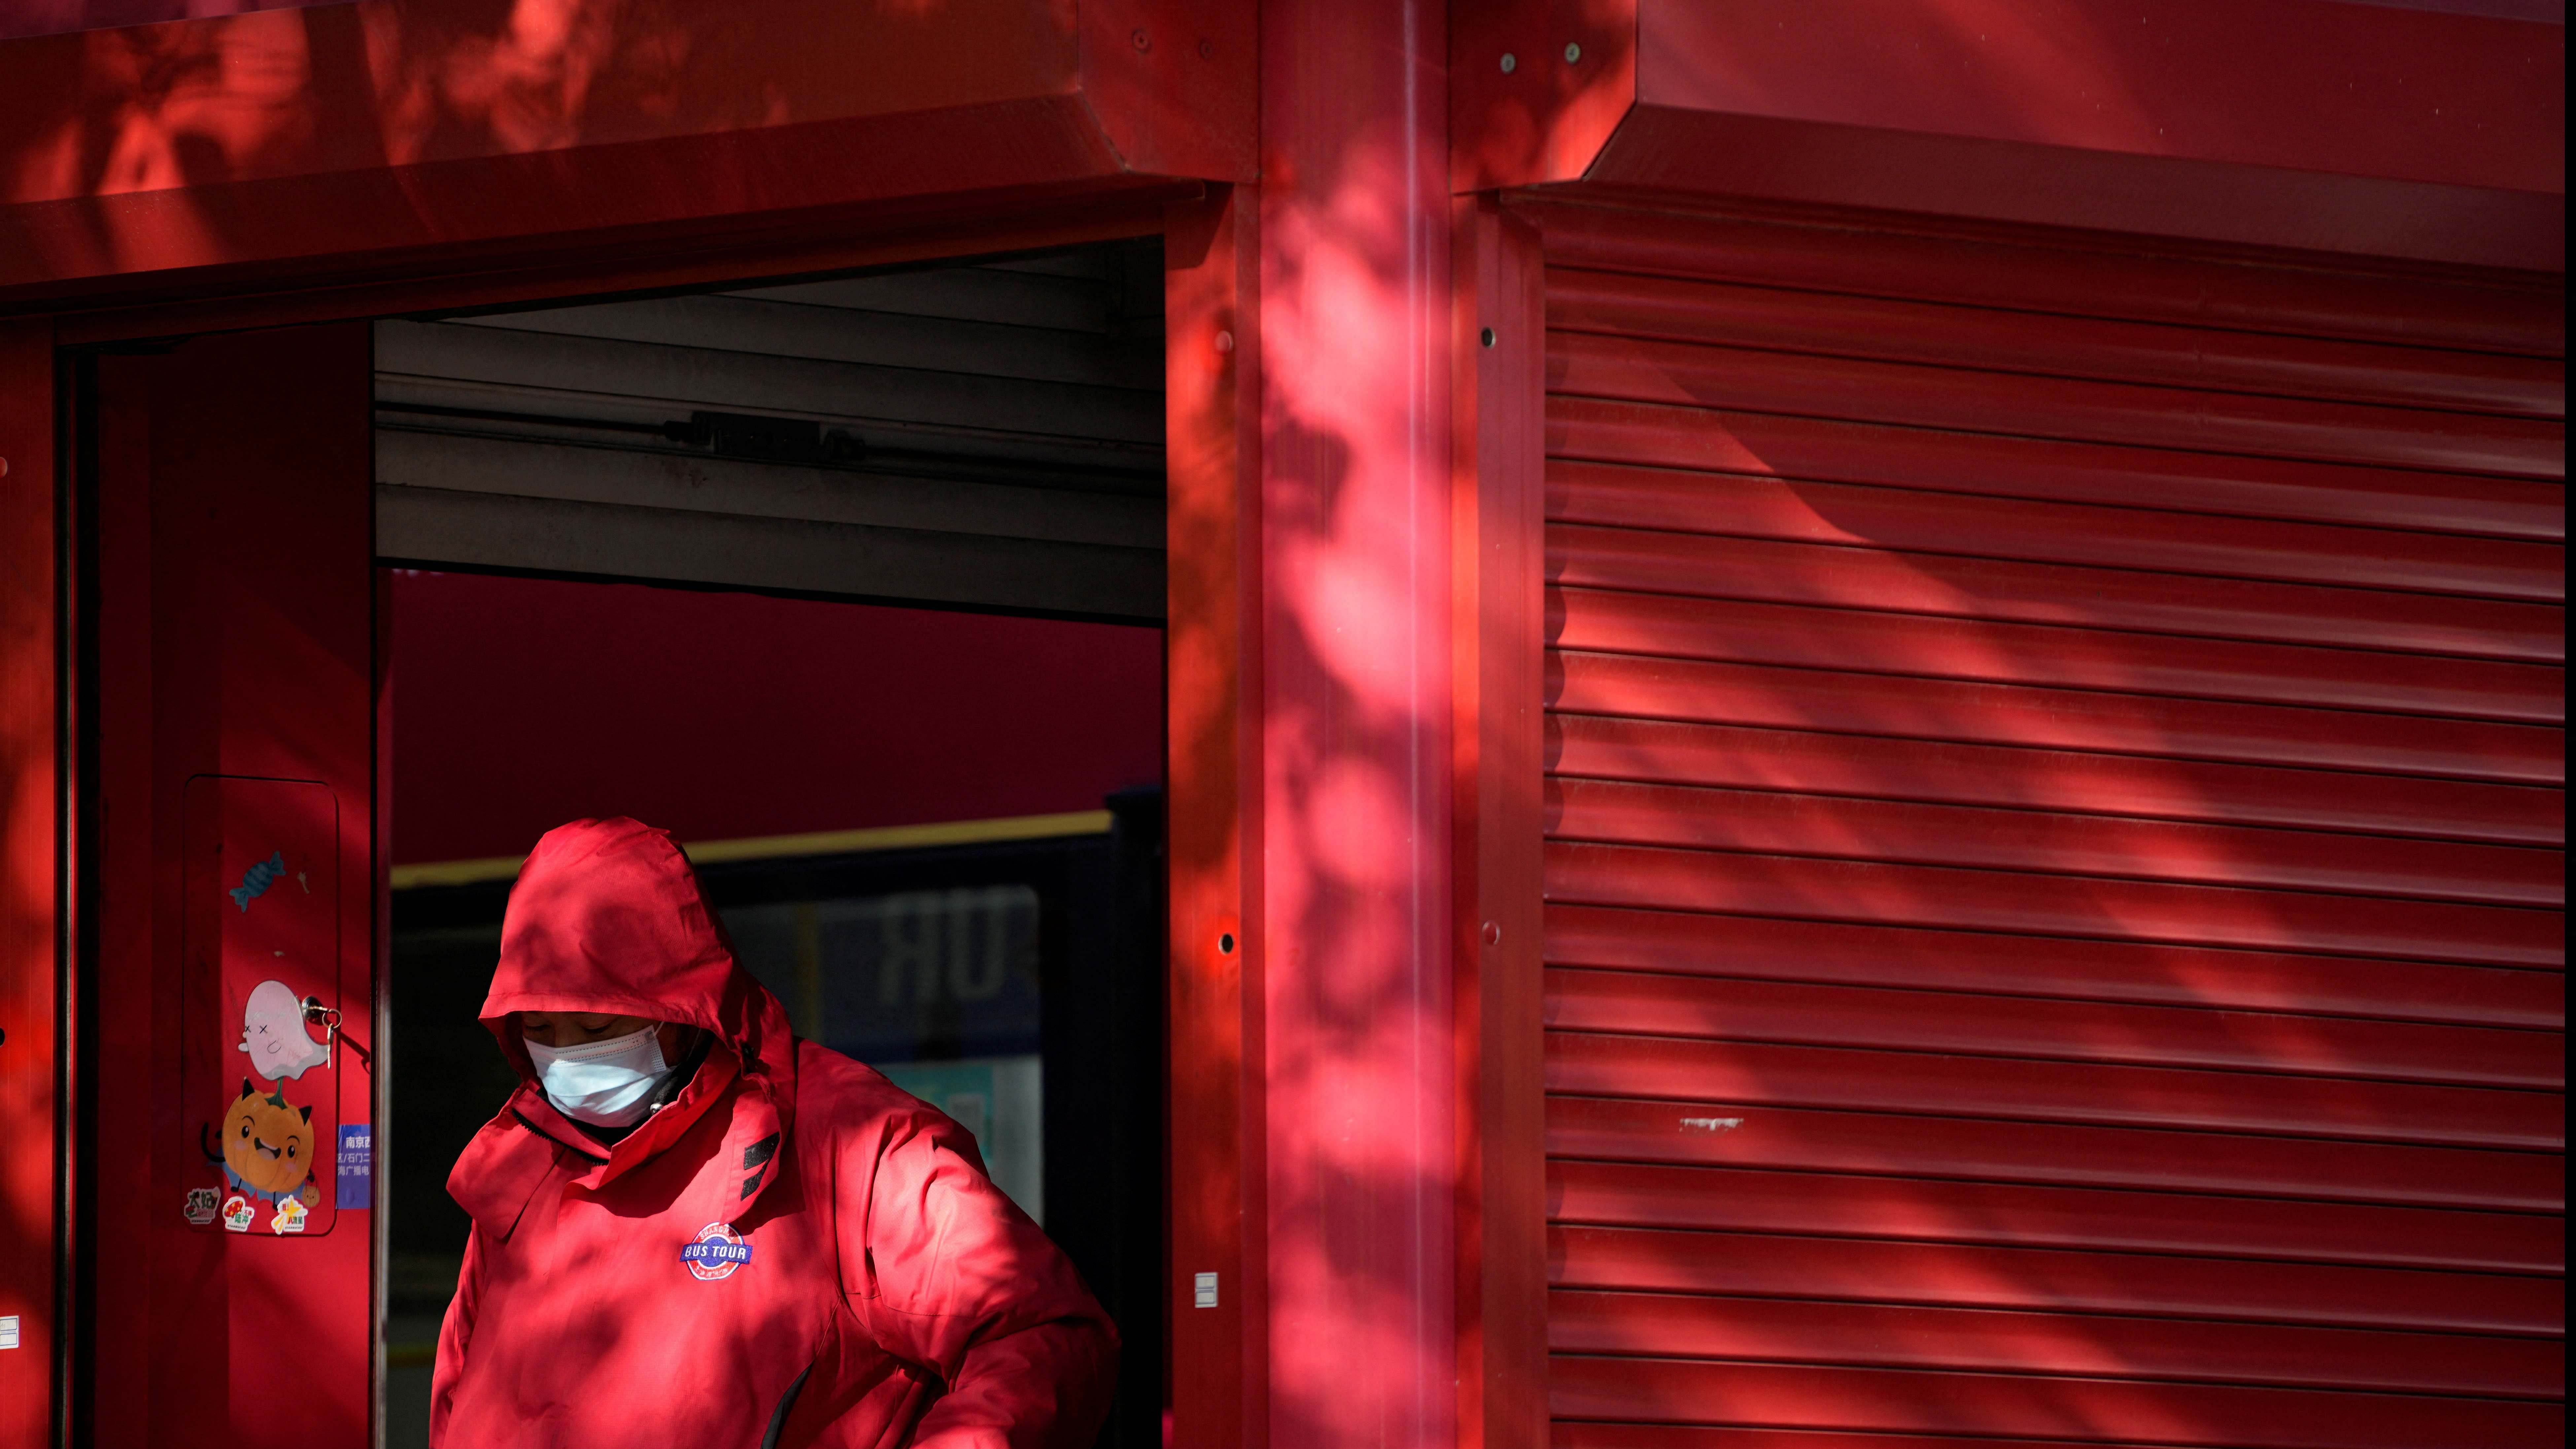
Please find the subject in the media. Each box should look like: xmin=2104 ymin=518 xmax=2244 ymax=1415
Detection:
xmin=759 ymin=1362 xmax=814 ymax=1449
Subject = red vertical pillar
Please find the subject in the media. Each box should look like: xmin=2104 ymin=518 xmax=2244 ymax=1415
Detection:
xmin=1168 ymin=183 xmax=1268 ymax=1449
xmin=1257 ymin=2 xmax=1457 ymax=1444
xmin=1451 ymin=195 xmax=1549 ymax=1449
xmin=0 ymin=318 xmax=60 ymax=1445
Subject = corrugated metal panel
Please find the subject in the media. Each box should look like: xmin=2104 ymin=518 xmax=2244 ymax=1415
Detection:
xmin=1532 ymin=202 xmax=2565 ymax=1448
xmin=1545 ymin=905 xmax=2565 ymax=1029
xmin=1549 ymin=330 xmax=2561 ymax=476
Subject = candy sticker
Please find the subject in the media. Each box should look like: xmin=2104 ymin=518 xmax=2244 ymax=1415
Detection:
xmin=229 ymin=851 xmax=286 ymax=912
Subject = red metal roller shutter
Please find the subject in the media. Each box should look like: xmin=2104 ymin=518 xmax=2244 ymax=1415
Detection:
xmin=1528 ymin=201 xmax=2566 ymax=1449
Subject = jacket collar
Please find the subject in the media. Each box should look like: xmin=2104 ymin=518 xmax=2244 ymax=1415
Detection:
xmin=454 ymin=1039 xmax=790 ymax=1235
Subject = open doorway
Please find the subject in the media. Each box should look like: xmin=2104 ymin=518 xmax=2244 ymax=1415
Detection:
xmin=376 ymin=243 xmax=1169 ymax=1448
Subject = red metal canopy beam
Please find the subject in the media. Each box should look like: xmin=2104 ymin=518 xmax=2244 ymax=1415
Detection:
xmin=1457 ymin=0 xmax=2564 ymax=272
xmin=0 ymin=0 xmax=1254 ymax=311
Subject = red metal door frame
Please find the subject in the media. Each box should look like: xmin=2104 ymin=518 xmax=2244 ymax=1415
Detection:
xmin=43 ymin=188 xmax=1198 ymax=349
xmin=0 ymin=320 xmax=64 ymax=1449
xmin=1165 ymin=184 xmax=1267 ymax=1449
xmin=16 ymin=184 xmax=1284 ymax=1449
xmin=29 ymin=207 xmax=1257 ymax=1449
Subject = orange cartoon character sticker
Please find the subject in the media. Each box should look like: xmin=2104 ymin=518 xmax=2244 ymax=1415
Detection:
xmin=218 ymin=1078 xmax=322 ymax=1226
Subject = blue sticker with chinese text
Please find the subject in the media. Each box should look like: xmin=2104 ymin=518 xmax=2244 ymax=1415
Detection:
xmin=336 ymin=1124 xmax=372 ymax=1210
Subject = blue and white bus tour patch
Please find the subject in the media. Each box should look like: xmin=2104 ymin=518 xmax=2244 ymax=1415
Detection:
xmin=682 ymin=1221 xmax=752 ymax=1281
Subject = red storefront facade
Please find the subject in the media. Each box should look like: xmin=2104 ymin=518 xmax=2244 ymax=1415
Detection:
xmin=0 ymin=3 xmax=2561 ymax=1447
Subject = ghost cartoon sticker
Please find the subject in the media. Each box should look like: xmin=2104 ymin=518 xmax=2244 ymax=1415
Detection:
xmin=239 ymin=978 xmax=330 ymax=1081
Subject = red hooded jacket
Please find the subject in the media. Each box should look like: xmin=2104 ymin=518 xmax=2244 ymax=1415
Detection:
xmin=430 ymin=818 xmax=1116 ymax=1448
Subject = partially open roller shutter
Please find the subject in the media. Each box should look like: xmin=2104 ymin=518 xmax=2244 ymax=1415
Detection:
xmin=1530 ymin=201 xmax=2565 ymax=1449
xmin=374 ymin=246 xmax=1167 ymax=620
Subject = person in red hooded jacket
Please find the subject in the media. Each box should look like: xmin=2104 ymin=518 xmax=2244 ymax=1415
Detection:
xmin=429 ymin=817 xmax=1117 ymax=1448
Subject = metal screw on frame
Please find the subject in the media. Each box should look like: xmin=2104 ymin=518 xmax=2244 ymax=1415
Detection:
xmin=1499 ymin=52 xmax=1517 ymax=73
xmin=1565 ymin=42 xmax=1583 ymax=63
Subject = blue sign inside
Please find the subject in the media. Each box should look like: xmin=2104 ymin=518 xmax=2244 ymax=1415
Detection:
xmin=336 ymin=1124 xmax=372 ymax=1210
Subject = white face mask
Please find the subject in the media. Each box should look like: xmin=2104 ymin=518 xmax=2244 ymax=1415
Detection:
xmin=526 ymin=1025 xmax=674 ymax=1128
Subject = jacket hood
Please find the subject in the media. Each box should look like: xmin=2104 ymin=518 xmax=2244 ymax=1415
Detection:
xmin=484 ymin=817 xmax=792 ymax=1075
xmin=471 ymin=819 xmax=798 ymax=1202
